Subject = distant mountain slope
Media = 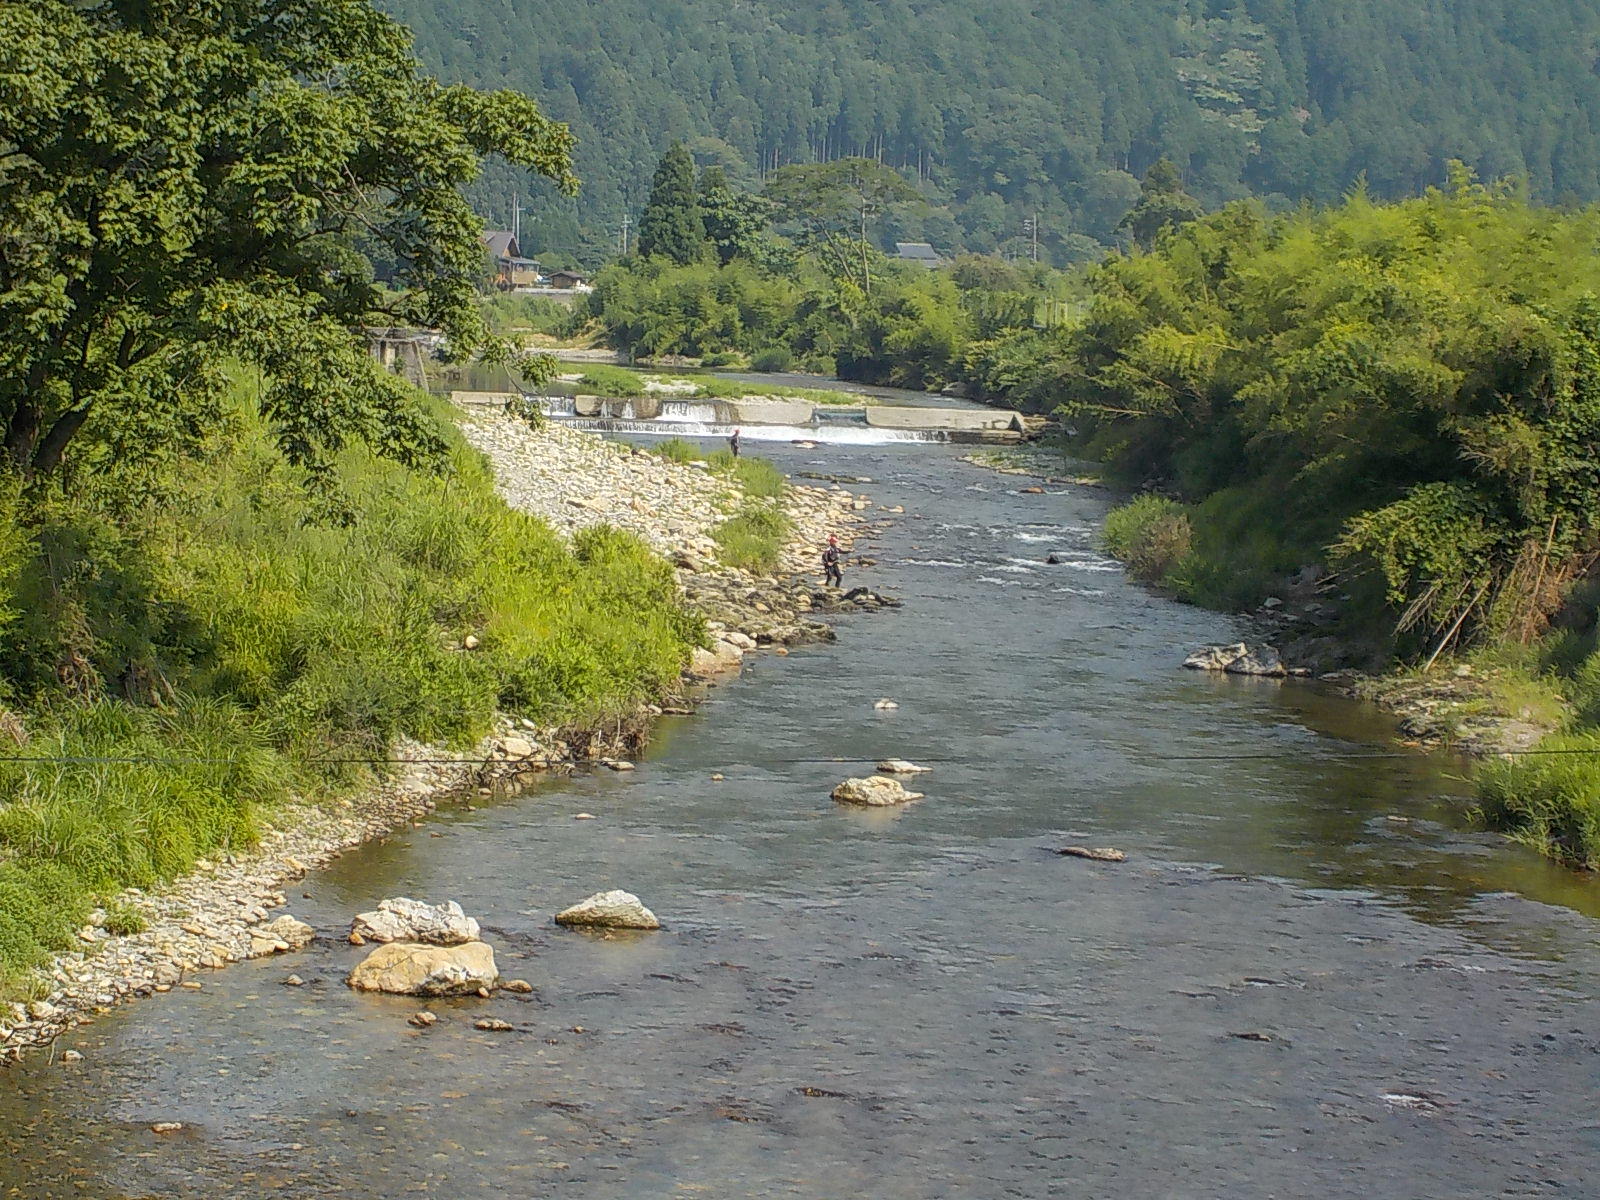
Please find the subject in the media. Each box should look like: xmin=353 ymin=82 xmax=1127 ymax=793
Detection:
xmin=382 ymin=0 xmax=1600 ymax=262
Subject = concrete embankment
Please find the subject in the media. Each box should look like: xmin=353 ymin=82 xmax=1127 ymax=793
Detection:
xmin=0 ymin=414 xmax=877 ymax=1060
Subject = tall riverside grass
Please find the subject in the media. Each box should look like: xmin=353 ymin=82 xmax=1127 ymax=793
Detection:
xmin=1475 ymin=736 xmax=1600 ymax=869
xmin=713 ymin=505 xmax=791 ymax=573
xmin=0 ymin=383 xmax=703 ymax=998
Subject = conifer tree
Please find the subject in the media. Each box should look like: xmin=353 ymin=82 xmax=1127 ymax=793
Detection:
xmin=638 ymin=143 xmax=704 ymax=264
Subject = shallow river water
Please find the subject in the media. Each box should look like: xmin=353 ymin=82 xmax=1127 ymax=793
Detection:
xmin=4 ymin=442 xmax=1600 ymax=1198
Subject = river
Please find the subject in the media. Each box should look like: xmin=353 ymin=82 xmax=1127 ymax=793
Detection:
xmin=4 ymin=440 xmax=1599 ymax=1197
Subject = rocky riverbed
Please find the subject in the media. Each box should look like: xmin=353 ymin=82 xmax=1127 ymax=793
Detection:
xmin=1 ymin=410 xmax=882 ymax=1061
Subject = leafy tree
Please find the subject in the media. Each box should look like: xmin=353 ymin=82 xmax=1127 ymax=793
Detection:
xmin=637 ymin=143 xmax=703 ymax=265
xmin=1116 ymin=159 xmax=1205 ymax=247
xmin=0 ymin=0 xmax=575 ymax=487
xmin=765 ymin=159 xmax=919 ymax=292
xmin=698 ymin=167 xmax=775 ymax=266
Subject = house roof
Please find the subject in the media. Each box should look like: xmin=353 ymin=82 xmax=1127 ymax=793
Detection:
xmin=482 ymin=230 xmax=521 ymax=260
xmin=895 ymin=242 xmax=944 ymax=266
xmin=548 ymin=269 xmax=586 ymax=281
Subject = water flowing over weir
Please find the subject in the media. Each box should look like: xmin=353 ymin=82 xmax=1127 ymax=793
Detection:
xmin=5 ymin=441 xmax=1600 ymax=1197
xmin=535 ymin=393 xmax=951 ymax=445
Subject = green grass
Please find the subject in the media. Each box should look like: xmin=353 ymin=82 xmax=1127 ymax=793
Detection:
xmin=651 ymin=437 xmax=701 ymax=464
xmin=0 ymin=378 xmax=703 ymax=1000
xmin=712 ymin=505 xmax=791 ymax=573
xmin=577 ymin=365 xmax=647 ymax=397
xmin=1475 ymin=733 xmax=1600 ymax=869
xmin=649 ymin=440 xmax=788 ymax=500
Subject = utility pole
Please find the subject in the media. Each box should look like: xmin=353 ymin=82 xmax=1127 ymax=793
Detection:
xmin=1022 ymin=213 xmax=1040 ymax=263
xmin=512 ymin=192 xmax=525 ymax=248
xmin=620 ymin=213 xmax=631 ymax=256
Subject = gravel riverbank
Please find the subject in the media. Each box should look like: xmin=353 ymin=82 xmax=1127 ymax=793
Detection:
xmin=1 ymin=409 xmax=876 ymax=1061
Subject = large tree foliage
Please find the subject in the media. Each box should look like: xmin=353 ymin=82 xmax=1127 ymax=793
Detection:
xmin=637 ymin=143 xmax=702 ymax=265
xmin=0 ymin=0 xmax=575 ymax=486
xmin=1116 ymin=159 xmax=1204 ymax=247
xmin=765 ymin=159 xmax=919 ymax=293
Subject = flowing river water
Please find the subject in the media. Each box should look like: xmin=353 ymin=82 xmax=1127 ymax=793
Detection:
xmin=4 ymin=440 xmax=1600 ymax=1197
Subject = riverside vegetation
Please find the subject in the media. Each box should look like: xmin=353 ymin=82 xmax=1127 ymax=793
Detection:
xmin=0 ymin=382 xmax=702 ymax=1001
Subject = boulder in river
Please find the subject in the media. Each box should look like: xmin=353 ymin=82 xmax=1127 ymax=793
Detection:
xmin=555 ymin=890 xmax=661 ymax=930
xmin=1183 ymin=643 xmax=1249 ymax=671
xmin=876 ymin=759 xmax=932 ymax=775
xmin=349 ymin=898 xmax=481 ymax=946
xmin=1225 ymin=646 xmax=1288 ymax=677
xmin=1183 ymin=643 xmax=1290 ymax=676
xmin=347 ymin=941 xmax=499 ymax=996
xmin=832 ymin=776 xmax=924 ymax=806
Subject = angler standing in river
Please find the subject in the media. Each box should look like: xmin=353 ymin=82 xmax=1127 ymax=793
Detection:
xmin=729 ymin=427 xmax=741 ymax=457
xmin=822 ymin=533 xmax=843 ymax=588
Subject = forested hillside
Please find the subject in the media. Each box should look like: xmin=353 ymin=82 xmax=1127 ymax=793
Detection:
xmin=384 ymin=0 xmax=1600 ymax=264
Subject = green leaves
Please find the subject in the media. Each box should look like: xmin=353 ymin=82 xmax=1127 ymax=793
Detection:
xmin=0 ymin=0 xmax=574 ymax=485
xmin=1067 ymin=178 xmax=1600 ymax=647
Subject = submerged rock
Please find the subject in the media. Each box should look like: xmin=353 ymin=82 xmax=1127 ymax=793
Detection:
xmin=555 ymin=890 xmax=661 ymax=930
xmin=1058 ymin=846 xmax=1127 ymax=862
xmin=831 ymin=776 xmax=924 ymax=806
xmin=347 ymin=941 xmax=499 ymax=996
xmin=349 ymin=898 xmax=480 ymax=947
xmin=876 ymin=759 xmax=932 ymax=775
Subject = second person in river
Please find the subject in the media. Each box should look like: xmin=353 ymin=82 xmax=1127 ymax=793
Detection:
xmin=822 ymin=534 xmax=843 ymax=588
xmin=729 ymin=427 xmax=741 ymax=457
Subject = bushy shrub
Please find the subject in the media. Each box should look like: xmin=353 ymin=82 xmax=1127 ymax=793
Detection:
xmin=750 ymin=347 xmax=793 ymax=373
xmin=701 ymin=351 xmax=740 ymax=367
xmin=713 ymin=505 xmax=790 ymax=572
xmin=1101 ymin=495 xmax=1192 ymax=586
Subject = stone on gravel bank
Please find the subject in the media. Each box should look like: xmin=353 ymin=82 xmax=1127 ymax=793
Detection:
xmin=347 ymin=941 xmax=500 ymax=996
xmin=554 ymin=890 xmax=661 ymax=930
xmin=349 ymin=898 xmax=480 ymax=946
xmin=832 ymin=776 xmax=924 ymax=806
xmin=246 ymin=915 xmax=314 ymax=957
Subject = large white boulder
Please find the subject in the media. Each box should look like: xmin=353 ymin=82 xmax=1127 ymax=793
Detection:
xmin=831 ymin=776 xmax=924 ymax=806
xmin=554 ymin=890 xmax=660 ymax=930
xmin=347 ymin=941 xmax=499 ymax=996
xmin=349 ymin=898 xmax=481 ymax=946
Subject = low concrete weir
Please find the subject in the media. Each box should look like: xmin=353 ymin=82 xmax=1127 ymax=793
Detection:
xmin=454 ymin=388 xmax=1022 ymax=444
xmin=865 ymin=403 xmax=1025 ymax=436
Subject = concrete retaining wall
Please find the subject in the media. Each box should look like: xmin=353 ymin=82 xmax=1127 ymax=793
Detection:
xmin=864 ymin=405 xmax=1025 ymax=433
xmin=720 ymin=398 xmax=816 ymax=426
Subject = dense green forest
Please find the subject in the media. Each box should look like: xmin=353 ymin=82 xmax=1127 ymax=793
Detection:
xmin=384 ymin=0 xmax=1600 ymax=264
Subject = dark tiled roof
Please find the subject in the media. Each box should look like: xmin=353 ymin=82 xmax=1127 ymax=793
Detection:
xmin=895 ymin=241 xmax=943 ymax=265
xmin=483 ymin=230 xmax=519 ymax=260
